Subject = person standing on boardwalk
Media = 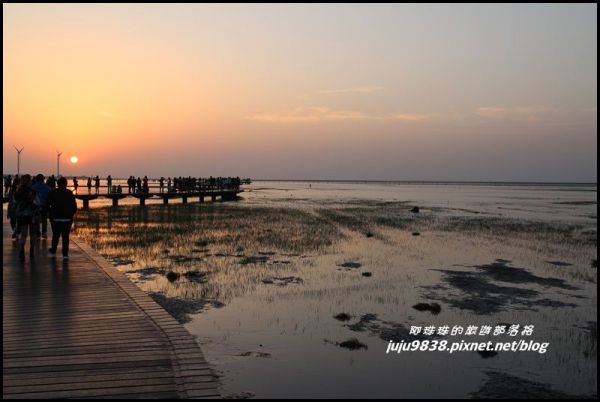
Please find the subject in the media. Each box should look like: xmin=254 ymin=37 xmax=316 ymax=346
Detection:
xmin=159 ymin=176 xmax=165 ymax=193
xmin=32 ymin=174 xmax=51 ymax=239
xmin=94 ymin=175 xmax=100 ymax=194
xmin=14 ymin=174 xmax=41 ymax=260
xmin=46 ymin=174 xmax=56 ymax=190
xmin=87 ymin=176 xmax=92 ymax=193
xmin=47 ymin=177 xmax=78 ymax=260
xmin=73 ymin=176 xmax=79 ymax=194
xmin=136 ymin=177 xmax=142 ymax=193
xmin=142 ymin=176 xmax=149 ymax=193
xmin=107 ymin=175 xmax=112 ymax=193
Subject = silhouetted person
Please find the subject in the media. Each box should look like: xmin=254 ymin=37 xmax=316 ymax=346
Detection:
xmin=46 ymin=174 xmax=56 ymax=190
xmin=47 ymin=177 xmax=77 ymax=260
xmin=136 ymin=177 xmax=142 ymax=193
xmin=87 ymin=176 xmax=92 ymax=193
xmin=4 ymin=174 xmax=12 ymax=195
xmin=32 ymin=174 xmax=51 ymax=239
xmin=94 ymin=175 xmax=100 ymax=194
xmin=107 ymin=175 xmax=112 ymax=193
xmin=73 ymin=177 xmax=79 ymax=194
xmin=142 ymin=176 xmax=149 ymax=193
xmin=7 ymin=177 xmax=20 ymax=240
xmin=14 ymin=174 xmax=40 ymax=260
xmin=159 ymin=177 xmax=165 ymax=193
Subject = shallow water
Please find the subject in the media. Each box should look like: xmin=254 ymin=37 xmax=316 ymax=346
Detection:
xmin=71 ymin=182 xmax=597 ymax=398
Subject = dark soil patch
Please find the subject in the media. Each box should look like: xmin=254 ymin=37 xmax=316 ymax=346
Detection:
xmin=334 ymin=313 xmax=352 ymax=322
xmin=184 ymin=270 xmax=208 ymax=283
xmin=148 ymin=293 xmax=215 ymax=324
xmin=240 ymin=255 xmax=270 ymax=265
xmin=338 ymin=261 xmax=362 ymax=269
xmin=238 ymin=351 xmax=271 ymax=358
xmin=261 ymin=276 xmax=303 ymax=286
xmin=545 ymin=260 xmax=573 ymax=267
xmin=329 ymin=338 xmax=368 ymax=351
xmin=166 ymin=255 xmax=203 ymax=264
xmin=477 ymin=350 xmax=498 ymax=359
xmin=412 ymin=302 xmax=441 ymax=315
xmin=166 ymin=271 xmax=180 ymax=282
xmin=423 ymin=261 xmax=578 ymax=314
xmin=126 ymin=267 xmax=166 ymax=279
xmin=106 ymin=256 xmax=135 ymax=266
xmin=346 ymin=313 xmax=430 ymax=342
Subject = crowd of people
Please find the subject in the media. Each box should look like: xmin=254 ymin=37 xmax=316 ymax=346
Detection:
xmin=5 ymin=174 xmax=77 ymax=260
xmin=3 ymin=173 xmax=249 ymax=261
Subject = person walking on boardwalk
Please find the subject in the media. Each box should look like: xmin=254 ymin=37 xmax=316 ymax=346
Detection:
xmin=4 ymin=174 xmax=12 ymax=195
xmin=14 ymin=174 xmax=41 ymax=260
xmin=87 ymin=176 xmax=92 ymax=193
xmin=94 ymin=175 xmax=100 ymax=194
xmin=73 ymin=176 xmax=79 ymax=194
xmin=32 ymin=174 xmax=51 ymax=239
xmin=47 ymin=177 xmax=78 ymax=260
xmin=7 ymin=177 xmax=20 ymax=240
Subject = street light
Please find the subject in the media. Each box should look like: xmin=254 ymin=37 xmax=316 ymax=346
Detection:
xmin=57 ymin=150 xmax=63 ymax=177
xmin=13 ymin=146 xmax=24 ymax=176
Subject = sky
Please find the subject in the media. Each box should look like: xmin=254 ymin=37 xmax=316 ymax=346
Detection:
xmin=3 ymin=3 xmax=597 ymax=181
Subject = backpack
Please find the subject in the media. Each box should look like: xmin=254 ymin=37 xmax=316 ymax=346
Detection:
xmin=16 ymin=188 xmax=41 ymax=219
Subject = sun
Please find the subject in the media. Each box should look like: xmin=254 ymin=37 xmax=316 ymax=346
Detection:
xmin=70 ymin=156 xmax=79 ymax=164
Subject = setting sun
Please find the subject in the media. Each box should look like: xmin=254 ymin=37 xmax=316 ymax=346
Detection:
xmin=70 ymin=156 xmax=79 ymax=164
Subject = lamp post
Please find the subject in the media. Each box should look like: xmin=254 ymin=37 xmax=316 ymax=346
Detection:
xmin=57 ymin=151 xmax=63 ymax=177
xmin=13 ymin=146 xmax=24 ymax=176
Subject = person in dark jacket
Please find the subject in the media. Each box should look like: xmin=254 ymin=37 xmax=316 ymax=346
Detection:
xmin=32 ymin=174 xmax=51 ymax=239
xmin=14 ymin=174 xmax=40 ymax=260
xmin=47 ymin=177 xmax=78 ymax=259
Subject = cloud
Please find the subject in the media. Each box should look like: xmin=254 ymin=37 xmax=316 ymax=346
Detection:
xmin=317 ymin=86 xmax=383 ymax=94
xmin=250 ymin=107 xmax=372 ymax=123
xmin=250 ymin=107 xmax=462 ymax=124
xmin=476 ymin=106 xmax=556 ymax=121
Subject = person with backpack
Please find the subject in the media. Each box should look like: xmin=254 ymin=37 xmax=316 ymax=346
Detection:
xmin=47 ymin=177 xmax=78 ymax=260
xmin=14 ymin=174 xmax=40 ymax=260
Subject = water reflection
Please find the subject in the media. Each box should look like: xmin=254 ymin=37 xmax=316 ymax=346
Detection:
xmin=72 ymin=183 xmax=597 ymax=398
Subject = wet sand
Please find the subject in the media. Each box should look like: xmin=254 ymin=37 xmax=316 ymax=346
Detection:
xmin=72 ymin=182 xmax=597 ymax=398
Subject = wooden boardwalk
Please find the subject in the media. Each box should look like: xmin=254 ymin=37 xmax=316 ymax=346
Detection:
xmin=2 ymin=218 xmax=220 ymax=399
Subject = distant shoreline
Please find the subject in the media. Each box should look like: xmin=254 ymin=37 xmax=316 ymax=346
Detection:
xmin=254 ymin=179 xmax=597 ymax=187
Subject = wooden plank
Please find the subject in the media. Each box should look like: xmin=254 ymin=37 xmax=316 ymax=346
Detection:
xmin=3 ymin=216 xmax=220 ymax=398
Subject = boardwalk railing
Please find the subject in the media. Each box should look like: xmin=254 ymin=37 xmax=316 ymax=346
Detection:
xmin=3 ymin=188 xmax=244 ymax=209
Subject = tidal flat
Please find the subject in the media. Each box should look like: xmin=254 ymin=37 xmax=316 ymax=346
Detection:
xmin=72 ymin=182 xmax=597 ymax=398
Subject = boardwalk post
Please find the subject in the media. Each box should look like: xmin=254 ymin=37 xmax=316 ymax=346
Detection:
xmin=163 ymin=196 xmax=169 ymax=205
xmin=182 ymin=195 xmax=187 ymax=204
xmin=211 ymin=194 xmax=216 ymax=202
xmin=200 ymin=194 xmax=204 ymax=203
xmin=140 ymin=197 xmax=145 ymax=206
xmin=112 ymin=197 xmax=119 ymax=207
xmin=83 ymin=199 xmax=89 ymax=210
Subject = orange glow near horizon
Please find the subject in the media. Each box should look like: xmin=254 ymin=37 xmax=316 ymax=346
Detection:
xmin=2 ymin=4 xmax=596 ymax=181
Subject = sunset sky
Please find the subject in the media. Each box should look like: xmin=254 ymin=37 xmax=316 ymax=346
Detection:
xmin=3 ymin=4 xmax=597 ymax=181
